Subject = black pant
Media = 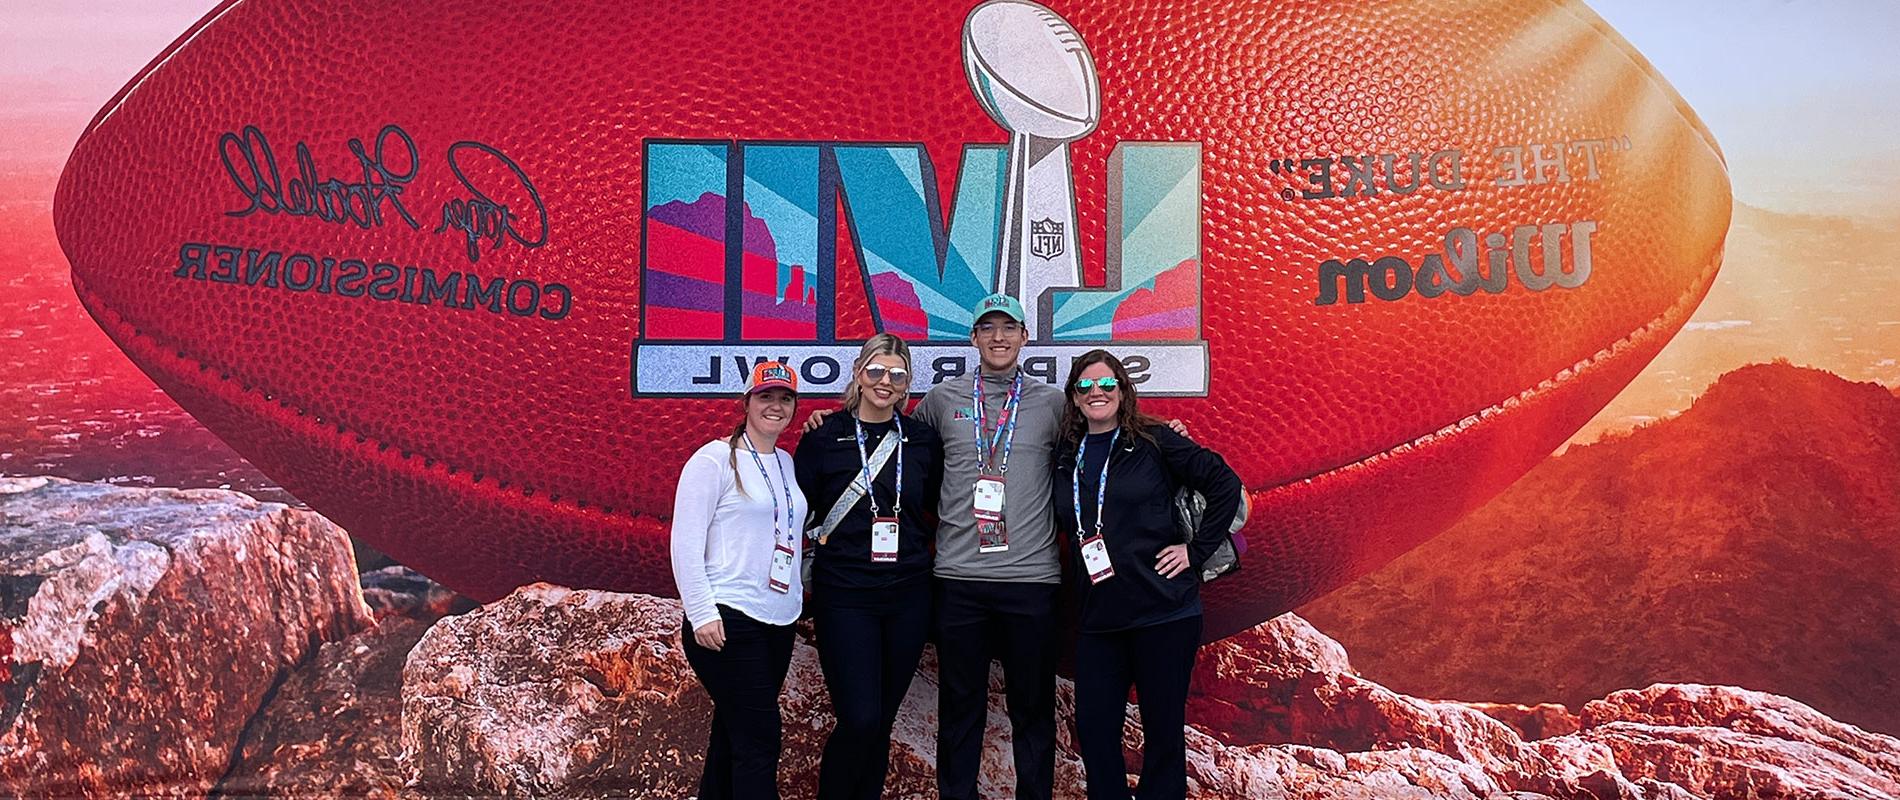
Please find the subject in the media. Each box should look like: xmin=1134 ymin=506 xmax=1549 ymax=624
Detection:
xmin=1072 ymin=614 xmax=1202 ymax=800
xmin=813 ymin=580 xmax=933 ymax=800
xmin=935 ymin=578 xmax=1060 ymax=800
xmin=682 ymin=605 xmax=797 ymax=800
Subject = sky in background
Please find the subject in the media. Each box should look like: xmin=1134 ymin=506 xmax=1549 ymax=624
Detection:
xmin=2 ymin=2 xmax=210 ymax=101
xmin=6 ymin=0 xmax=1898 ymax=215
xmin=1587 ymin=0 xmax=1900 ymax=218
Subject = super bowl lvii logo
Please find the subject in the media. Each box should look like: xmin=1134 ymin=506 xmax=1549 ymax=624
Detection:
xmin=631 ymin=0 xmax=1209 ymax=396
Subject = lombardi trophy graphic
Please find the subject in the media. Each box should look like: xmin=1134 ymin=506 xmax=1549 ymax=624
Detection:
xmin=961 ymin=0 xmax=1100 ymax=339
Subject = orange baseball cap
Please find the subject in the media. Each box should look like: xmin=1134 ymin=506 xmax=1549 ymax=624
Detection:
xmin=747 ymin=361 xmax=798 ymax=395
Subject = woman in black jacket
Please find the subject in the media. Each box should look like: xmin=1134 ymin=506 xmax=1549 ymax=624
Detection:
xmin=792 ymin=333 xmax=943 ymax=800
xmin=1053 ymin=349 xmax=1242 ymax=800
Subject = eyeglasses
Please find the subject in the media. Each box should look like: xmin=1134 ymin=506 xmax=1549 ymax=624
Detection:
xmin=1073 ymin=376 xmax=1120 ymax=392
xmin=862 ymin=364 xmax=910 ymax=385
xmin=973 ymin=321 xmax=1024 ymax=337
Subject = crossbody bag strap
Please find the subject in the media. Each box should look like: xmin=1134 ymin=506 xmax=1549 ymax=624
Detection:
xmin=810 ymin=428 xmax=901 ymax=545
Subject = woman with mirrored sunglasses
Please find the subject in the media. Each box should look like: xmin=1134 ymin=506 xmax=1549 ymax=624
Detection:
xmin=792 ymin=333 xmax=944 ymax=800
xmin=1052 ymin=349 xmax=1241 ymax=800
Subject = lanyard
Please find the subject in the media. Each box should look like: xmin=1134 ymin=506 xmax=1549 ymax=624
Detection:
xmin=1072 ymin=429 xmax=1119 ymax=539
xmin=742 ymin=435 xmax=796 ymax=551
xmin=970 ymin=370 xmax=1024 ymax=475
xmin=853 ymin=413 xmax=904 ymax=518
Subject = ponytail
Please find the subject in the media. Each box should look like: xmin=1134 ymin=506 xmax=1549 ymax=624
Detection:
xmin=726 ymin=412 xmax=751 ymax=498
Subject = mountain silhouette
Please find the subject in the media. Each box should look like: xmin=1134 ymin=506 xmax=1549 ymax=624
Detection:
xmin=1299 ymin=361 xmax=1900 ymax=735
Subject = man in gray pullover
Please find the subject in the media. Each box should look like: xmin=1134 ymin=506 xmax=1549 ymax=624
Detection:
xmin=802 ymin=293 xmax=1185 ymax=797
xmin=911 ymin=292 xmax=1064 ymax=800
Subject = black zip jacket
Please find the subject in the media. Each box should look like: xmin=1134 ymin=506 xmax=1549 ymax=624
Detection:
xmin=1053 ymin=424 xmax=1242 ymax=633
xmin=794 ymin=410 xmax=943 ymax=591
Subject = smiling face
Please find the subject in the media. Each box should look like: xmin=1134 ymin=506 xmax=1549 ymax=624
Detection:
xmin=857 ymin=353 xmax=908 ymax=413
xmin=1071 ymin=361 xmax=1121 ymax=431
xmin=970 ymin=311 xmax=1028 ymax=372
xmin=746 ymin=387 xmax=797 ymax=440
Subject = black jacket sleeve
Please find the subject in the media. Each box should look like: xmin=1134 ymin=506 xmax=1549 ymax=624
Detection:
xmin=1149 ymin=426 xmax=1243 ymax=570
xmin=793 ymin=425 xmax=826 ymax=531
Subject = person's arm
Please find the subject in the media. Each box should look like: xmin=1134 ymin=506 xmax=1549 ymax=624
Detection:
xmin=801 ymin=406 xmax=835 ymax=434
xmin=793 ymin=426 xmax=824 ymax=515
xmin=912 ymin=384 xmax=943 ymax=431
xmin=1153 ymin=427 xmax=1243 ymax=570
xmin=921 ymin=421 xmax=944 ymax=523
xmin=1050 ymin=442 xmax=1076 ymax=540
xmin=669 ymin=450 xmax=727 ymax=641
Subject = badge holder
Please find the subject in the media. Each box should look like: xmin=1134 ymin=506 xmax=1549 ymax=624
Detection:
xmin=768 ymin=543 xmax=796 ymax=593
xmin=976 ymin=520 xmax=1010 ymax=553
xmin=871 ymin=517 xmax=900 ymax=562
xmin=1080 ymin=534 xmax=1115 ymax=584
xmin=973 ymin=475 xmax=1009 ymax=553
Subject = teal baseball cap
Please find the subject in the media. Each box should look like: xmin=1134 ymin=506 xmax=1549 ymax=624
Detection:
xmin=970 ymin=293 xmax=1026 ymax=328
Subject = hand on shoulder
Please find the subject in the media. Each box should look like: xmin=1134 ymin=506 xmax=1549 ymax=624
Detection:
xmin=1145 ymin=422 xmax=1187 ymax=443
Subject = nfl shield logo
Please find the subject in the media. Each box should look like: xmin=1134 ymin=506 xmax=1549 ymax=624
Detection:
xmin=1029 ymin=218 xmax=1064 ymax=261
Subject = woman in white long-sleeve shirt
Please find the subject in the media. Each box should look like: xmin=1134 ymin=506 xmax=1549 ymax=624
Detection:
xmin=670 ymin=361 xmax=808 ymax=800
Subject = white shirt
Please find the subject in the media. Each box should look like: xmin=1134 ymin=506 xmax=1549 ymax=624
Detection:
xmin=670 ymin=437 xmax=807 ymax=631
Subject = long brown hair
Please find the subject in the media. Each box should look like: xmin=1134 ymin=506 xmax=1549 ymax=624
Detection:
xmin=1059 ymin=349 xmax=1164 ymax=447
xmin=841 ymin=333 xmax=913 ymax=414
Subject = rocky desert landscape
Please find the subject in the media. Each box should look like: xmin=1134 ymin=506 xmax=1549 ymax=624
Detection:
xmin=4 ymin=470 xmax=1897 ymax=799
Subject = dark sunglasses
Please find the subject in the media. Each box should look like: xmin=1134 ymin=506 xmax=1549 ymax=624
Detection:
xmin=1073 ymin=376 xmax=1120 ymax=392
xmin=862 ymin=364 xmax=910 ymax=384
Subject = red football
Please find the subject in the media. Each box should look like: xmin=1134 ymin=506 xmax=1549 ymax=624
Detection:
xmin=55 ymin=0 xmax=1728 ymax=639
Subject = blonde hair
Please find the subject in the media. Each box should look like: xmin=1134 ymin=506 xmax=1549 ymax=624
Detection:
xmin=841 ymin=334 xmax=913 ymax=414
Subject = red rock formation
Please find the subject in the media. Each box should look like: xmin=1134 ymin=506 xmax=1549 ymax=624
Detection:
xmin=357 ymin=565 xmax=477 ymax=624
xmin=1186 ymin=616 xmax=1642 ymax=799
xmin=1186 ymin=610 xmax=1355 ymax=745
xmin=216 ymin=567 xmax=467 ymax=797
xmin=392 ymin=585 xmax=1053 ymax=797
xmin=12 ymin=474 xmax=1890 ymax=798
xmin=1299 ymin=362 xmax=1900 ymax=736
xmin=1572 ymin=685 xmax=1900 ymax=799
xmin=0 ymin=476 xmax=371 ymax=797
xmin=398 ymin=584 xmax=728 ymax=796
xmin=1457 ymin=702 xmax=1582 ymax=741
xmin=215 ymin=619 xmax=426 ymax=799
xmin=1182 ymin=613 xmax=1900 ymax=799
xmin=182 ymin=579 xmax=1900 ymax=799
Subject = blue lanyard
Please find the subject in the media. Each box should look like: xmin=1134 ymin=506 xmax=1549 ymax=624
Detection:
xmin=1072 ymin=429 xmax=1119 ymax=539
xmin=853 ymin=413 xmax=904 ymax=518
xmin=742 ymin=436 xmax=795 ymax=550
xmin=970 ymin=370 xmax=1024 ymax=475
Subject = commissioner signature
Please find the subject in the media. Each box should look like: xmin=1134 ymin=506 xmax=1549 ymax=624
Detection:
xmin=436 ymin=141 xmax=548 ymax=264
xmin=217 ymin=124 xmax=547 ymax=264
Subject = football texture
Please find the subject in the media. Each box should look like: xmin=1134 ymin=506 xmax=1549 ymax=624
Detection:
xmin=55 ymin=0 xmax=1729 ymax=640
